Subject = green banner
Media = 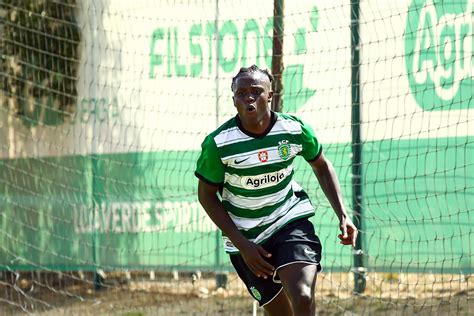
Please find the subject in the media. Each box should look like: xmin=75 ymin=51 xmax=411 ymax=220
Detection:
xmin=1 ymin=139 xmax=472 ymax=272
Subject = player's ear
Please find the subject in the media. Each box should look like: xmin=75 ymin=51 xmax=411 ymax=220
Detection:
xmin=232 ymin=96 xmax=238 ymax=108
xmin=268 ymin=91 xmax=273 ymax=102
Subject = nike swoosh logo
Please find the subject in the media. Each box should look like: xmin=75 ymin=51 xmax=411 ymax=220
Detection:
xmin=304 ymin=248 xmax=316 ymax=256
xmin=234 ymin=157 xmax=250 ymax=164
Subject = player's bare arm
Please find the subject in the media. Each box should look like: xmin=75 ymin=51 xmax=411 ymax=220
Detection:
xmin=197 ymin=180 xmax=275 ymax=278
xmin=309 ymin=152 xmax=358 ymax=247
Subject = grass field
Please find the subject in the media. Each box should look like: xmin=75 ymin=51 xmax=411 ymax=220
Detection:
xmin=1 ymin=271 xmax=472 ymax=315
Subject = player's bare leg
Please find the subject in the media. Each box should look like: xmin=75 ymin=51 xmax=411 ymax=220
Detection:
xmin=262 ymin=289 xmax=293 ymax=316
xmin=278 ymin=263 xmax=318 ymax=316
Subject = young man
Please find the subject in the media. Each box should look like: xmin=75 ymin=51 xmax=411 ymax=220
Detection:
xmin=195 ymin=65 xmax=357 ymax=315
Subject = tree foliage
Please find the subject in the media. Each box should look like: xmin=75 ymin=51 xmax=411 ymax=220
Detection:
xmin=1 ymin=0 xmax=80 ymax=126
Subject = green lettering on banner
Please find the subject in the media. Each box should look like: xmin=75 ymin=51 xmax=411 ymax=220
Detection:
xmin=147 ymin=9 xmax=322 ymax=112
xmin=242 ymin=19 xmax=260 ymax=65
xmin=439 ymin=24 xmax=455 ymax=88
xmin=310 ymin=6 xmax=319 ymax=32
xmin=77 ymin=97 xmax=121 ymax=123
xmin=219 ymin=20 xmax=239 ymax=72
xmin=149 ymin=28 xmax=164 ymax=78
xmin=174 ymin=27 xmax=187 ymax=77
xmin=418 ymin=11 xmax=437 ymax=71
xmin=294 ymin=28 xmax=307 ymax=54
xmin=263 ymin=17 xmax=273 ymax=68
xmin=167 ymin=28 xmax=172 ymax=77
xmin=205 ymin=22 xmax=216 ymax=74
xmin=190 ymin=24 xmax=203 ymax=77
xmin=405 ymin=0 xmax=473 ymax=111
xmin=283 ymin=65 xmax=316 ymax=113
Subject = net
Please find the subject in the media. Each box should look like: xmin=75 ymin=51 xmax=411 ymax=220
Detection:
xmin=0 ymin=0 xmax=472 ymax=314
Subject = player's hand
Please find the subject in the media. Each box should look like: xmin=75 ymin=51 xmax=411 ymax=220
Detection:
xmin=239 ymin=241 xmax=274 ymax=279
xmin=338 ymin=216 xmax=358 ymax=247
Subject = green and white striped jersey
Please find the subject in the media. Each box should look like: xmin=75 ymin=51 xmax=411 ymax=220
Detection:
xmin=195 ymin=111 xmax=322 ymax=253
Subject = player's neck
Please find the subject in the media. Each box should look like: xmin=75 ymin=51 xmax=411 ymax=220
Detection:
xmin=243 ymin=118 xmax=269 ymax=134
xmin=237 ymin=111 xmax=275 ymax=137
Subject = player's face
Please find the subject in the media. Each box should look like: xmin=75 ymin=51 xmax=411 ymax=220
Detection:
xmin=232 ymin=73 xmax=273 ymax=131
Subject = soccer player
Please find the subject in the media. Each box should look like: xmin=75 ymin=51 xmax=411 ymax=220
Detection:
xmin=195 ymin=65 xmax=357 ymax=316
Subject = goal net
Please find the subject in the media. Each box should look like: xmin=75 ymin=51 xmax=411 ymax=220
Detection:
xmin=0 ymin=0 xmax=472 ymax=314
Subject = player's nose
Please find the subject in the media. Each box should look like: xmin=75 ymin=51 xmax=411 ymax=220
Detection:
xmin=244 ymin=93 xmax=255 ymax=103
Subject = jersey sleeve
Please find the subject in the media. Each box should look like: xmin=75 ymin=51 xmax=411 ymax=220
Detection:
xmin=298 ymin=119 xmax=322 ymax=162
xmin=195 ymin=135 xmax=225 ymax=185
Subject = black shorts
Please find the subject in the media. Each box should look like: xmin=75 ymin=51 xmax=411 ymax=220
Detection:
xmin=229 ymin=217 xmax=322 ymax=307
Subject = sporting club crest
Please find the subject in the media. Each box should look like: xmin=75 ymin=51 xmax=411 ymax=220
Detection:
xmin=278 ymin=140 xmax=291 ymax=160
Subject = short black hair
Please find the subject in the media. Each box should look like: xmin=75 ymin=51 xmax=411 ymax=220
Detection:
xmin=231 ymin=65 xmax=273 ymax=91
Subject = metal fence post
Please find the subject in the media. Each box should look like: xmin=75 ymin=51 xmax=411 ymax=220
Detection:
xmin=271 ymin=0 xmax=284 ymax=112
xmin=350 ymin=0 xmax=366 ymax=294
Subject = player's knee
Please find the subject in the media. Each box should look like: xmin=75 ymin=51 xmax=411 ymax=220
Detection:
xmin=290 ymin=286 xmax=314 ymax=312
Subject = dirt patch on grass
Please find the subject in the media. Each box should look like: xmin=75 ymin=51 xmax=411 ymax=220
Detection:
xmin=1 ymin=272 xmax=472 ymax=315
